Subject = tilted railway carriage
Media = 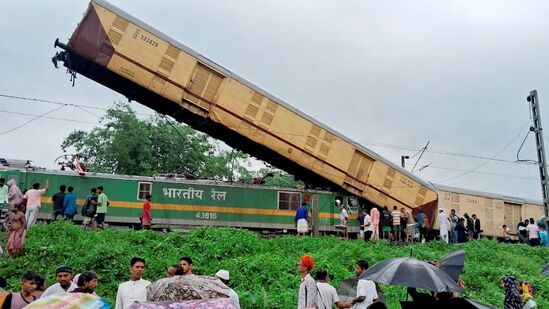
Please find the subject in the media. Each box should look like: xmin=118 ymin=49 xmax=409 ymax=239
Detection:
xmin=53 ymin=0 xmax=439 ymax=224
xmin=0 ymin=169 xmax=354 ymax=233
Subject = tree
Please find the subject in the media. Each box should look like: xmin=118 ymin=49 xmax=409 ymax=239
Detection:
xmin=61 ymin=102 xmax=251 ymax=179
xmin=251 ymin=168 xmax=302 ymax=188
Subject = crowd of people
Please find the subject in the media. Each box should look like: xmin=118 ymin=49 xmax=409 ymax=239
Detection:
xmin=298 ymin=255 xmax=541 ymax=309
xmin=295 ymin=200 xmax=548 ymax=247
xmin=0 ymin=256 xmax=240 ymax=309
xmin=0 ymin=178 xmax=156 ymax=258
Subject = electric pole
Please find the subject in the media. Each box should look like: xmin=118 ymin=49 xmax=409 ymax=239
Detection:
xmin=401 ymin=155 xmax=409 ymax=168
xmin=527 ymin=90 xmax=549 ymax=227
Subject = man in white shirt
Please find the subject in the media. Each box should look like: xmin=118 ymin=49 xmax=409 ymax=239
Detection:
xmin=342 ymin=260 xmax=378 ymax=309
xmin=364 ymin=211 xmax=373 ymax=242
xmin=315 ymin=269 xmax=347 ymax=309
xmin=115 ymin=257 xmax=151 ymax=309
xmin=340 ymin=205 xmax=349 ymax=240
xmin=215 ymin=269 xmax=240 ymax=309
xmin=41 ymin=265 xmax=77 ymax=298
xmin=526 ymin=218 xmax=541 ymax=246
xmin=438 ymin=209 xmax=449 ymax=244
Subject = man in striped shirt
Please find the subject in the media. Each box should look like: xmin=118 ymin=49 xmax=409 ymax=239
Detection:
xmin=391 ymin=206 xmax=401 ymax=242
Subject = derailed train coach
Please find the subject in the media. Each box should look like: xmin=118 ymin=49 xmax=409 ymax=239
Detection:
xmin=0 ymin=169 xmax=358 ymax=233
xmin=52 ymin=0 xmax=440 ymax=226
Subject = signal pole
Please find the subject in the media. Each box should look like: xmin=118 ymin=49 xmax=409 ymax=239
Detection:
xmin=527 ymin=90 xmax=549 ymax=227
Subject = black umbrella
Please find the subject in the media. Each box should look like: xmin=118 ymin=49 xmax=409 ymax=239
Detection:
xmin=335 ymin=277 xmax=358 ymax=301
xmin=400 ymin=297 xmax=499 ymax=309
xmin=541 ymin=262 xmax=549 ymax=276
xmin=440 ymin=249 xmax=466 ymax=281
xmin=362 ymin=257 xmax=462 ymax=293
xmin=463 ymin=297 xmax=499 ymax=309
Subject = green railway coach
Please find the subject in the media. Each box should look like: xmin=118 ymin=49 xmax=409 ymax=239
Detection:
xmin=0 ymin=169 xmax=359 ymax=234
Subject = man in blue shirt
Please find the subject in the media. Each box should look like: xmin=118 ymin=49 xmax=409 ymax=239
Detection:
xmin=540 ymin=226 xmax=548 ymax=247
xmin=51 ymin=185 xmax=66 ymax=221
xmin=63 ymin=186 xmax=78 ymax=221
xmin=295 ymin=202 xmax=310 ymax=237
xmin=417 ymin=208 xmax=426 ymax=242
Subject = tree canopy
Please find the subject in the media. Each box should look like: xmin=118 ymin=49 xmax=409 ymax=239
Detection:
xmin=61 ymin=102 xmax=249 ymax=179
xmin=61 ymin=103 xmax=300 ymax=187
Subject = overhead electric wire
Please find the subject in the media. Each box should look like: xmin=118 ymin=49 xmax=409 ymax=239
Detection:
xmin=0 ymin=105 xmax=67 ymax=135
xmin=424 ymin=165 xmax=538 ymax=181
xmin=0 ymin=93 xmax=154 ymax=117
xmin=0 ymin=109 xmax=97 ymax=125
xmin=1 ymin=93 xmax=538 ymax=167
xmin=437 ymin=125 xmax=529 ymax=184
xmin=1 ymin=93 xmax=540 ymax=184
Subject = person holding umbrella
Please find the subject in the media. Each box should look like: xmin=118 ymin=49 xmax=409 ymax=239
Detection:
xmin=341 ymin=260 xmax=378 ymax=309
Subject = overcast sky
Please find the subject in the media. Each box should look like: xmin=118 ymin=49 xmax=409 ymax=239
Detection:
xmin=1 ymin=0 xmax=548 ymax=201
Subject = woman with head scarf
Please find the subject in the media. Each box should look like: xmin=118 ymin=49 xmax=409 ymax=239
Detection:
xmin=501 ymin=276 xmax=522 ymax=309
xmin=7 ymin=179 xmax=22 ymax=207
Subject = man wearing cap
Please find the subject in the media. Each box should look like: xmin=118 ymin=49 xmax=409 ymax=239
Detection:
xmin=215 ymin=270 xmax=240 ymax=309
xmin=40 ymin=265 xmax=77 ymax=298
xmin=297 ymin=255 xmax=318 ymax=309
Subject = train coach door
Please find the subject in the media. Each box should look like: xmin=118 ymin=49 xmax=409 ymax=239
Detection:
xmin=504 ymin=202 xmax=521 ymax=234
xmin=312 ymin=194 xmax=319 ymax=236
xmin=182 ymin=63 xmax=224 ymax=117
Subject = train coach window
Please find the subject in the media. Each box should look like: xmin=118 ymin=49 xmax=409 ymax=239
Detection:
xmin=137 ymin=182 xmax=152 ymax=200
xmin=278 ymin=191 xmax=302 ymax=210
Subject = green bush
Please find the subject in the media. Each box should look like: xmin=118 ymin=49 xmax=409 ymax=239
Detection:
xmin=0 ymin=222 xmax=547 ymax=308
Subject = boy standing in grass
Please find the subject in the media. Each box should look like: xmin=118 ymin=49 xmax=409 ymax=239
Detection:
xmin=7 ymin=204 xmax=26 ymax=258
xmin=2 ymin=271 xmax=39 ymax=309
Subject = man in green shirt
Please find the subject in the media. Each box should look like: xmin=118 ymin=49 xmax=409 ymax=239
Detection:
xmin=94 ymin=186 xmax=109 ymax=231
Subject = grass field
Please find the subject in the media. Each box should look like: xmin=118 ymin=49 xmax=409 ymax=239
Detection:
xmin=0 ymin=222 xmax=547 ymax=308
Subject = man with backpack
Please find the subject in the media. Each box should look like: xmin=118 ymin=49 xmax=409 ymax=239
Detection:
xmin=81 ymin=188 xmax=98 ymax=230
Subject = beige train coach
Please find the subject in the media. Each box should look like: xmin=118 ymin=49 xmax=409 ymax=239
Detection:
xmin=54 ymin=0 xmax=438 ymax=218
xmin=433 ymin=184 xmax=544 ymax=238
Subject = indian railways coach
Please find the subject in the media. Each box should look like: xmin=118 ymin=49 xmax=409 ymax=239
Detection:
xmin=52 ymin=0 xmax=439 ymax=224
xmin=0 ymin=169 xmax=352 ymax=233
xmin=1 ymin=169 xmax=544 ymax=238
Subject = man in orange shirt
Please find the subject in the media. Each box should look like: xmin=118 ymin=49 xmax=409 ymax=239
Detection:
xmin=141 ymin=194 xmax=152 ymax=230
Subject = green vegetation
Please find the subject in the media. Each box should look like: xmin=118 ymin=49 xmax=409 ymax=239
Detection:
xmin=61 ymin=102 xmax=250 ymax=179
xmin=1 ymin=222 xmax=547 ymax=308
xmin=60 ymin=102 xmax=300 ymax=187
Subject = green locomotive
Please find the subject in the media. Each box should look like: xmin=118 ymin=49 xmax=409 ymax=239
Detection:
xmin=0 ymin=169 xmax=358 ymax=234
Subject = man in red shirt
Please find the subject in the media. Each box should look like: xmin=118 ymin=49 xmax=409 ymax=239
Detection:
xmin=141 ymin=194 xmax=152 ymax=230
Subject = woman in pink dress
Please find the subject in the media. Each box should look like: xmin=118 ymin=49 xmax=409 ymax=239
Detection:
xmin=370 ymin=207 xmax=380 ymax=240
